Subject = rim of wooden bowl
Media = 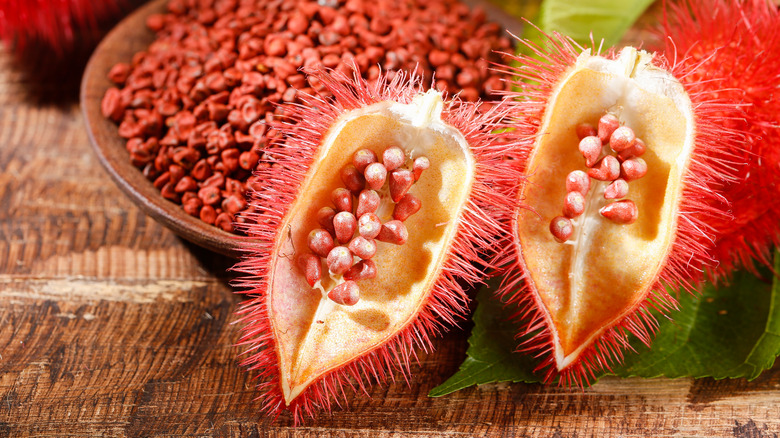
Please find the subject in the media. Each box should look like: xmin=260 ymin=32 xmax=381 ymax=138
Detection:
xmin=80 ymin=0 xmax=259 ymax=258
xmin=80 ymin=0 xmax=523 ymax=259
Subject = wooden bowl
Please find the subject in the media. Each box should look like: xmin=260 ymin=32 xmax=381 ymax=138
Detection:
xmin=81 ymin=0 xmax=259 ymax=258
xmin=81 ymin=0 xmax=522 ymax=258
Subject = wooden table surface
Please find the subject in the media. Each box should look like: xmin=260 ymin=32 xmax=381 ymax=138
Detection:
xmin=1 ymin=19 xmax=780 ymax=438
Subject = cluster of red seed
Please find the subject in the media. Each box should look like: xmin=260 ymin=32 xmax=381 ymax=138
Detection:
xmin=101 ymin=0 xmax=513 ymax=234
xmin=297 ymin=146 xmax=428 ymax=306
xmin=549 ymin=114 xmax=649 ymax=242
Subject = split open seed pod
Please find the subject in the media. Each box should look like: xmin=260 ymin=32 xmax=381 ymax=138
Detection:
xmin=495 ymin=34 xmax=748 ymax=385
xmin=232 ymin=69 xmax=519 ymax=421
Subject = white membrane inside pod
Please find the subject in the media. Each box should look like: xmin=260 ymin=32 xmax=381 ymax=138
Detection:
xmin=515 ymin=48 xmax=695 ymax=371
xmin=268 ymin=91 xmax=475 ymax=403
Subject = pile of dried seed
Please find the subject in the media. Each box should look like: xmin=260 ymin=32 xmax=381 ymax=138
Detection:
xmin=101 ymin=0 xmax=514 ymax=234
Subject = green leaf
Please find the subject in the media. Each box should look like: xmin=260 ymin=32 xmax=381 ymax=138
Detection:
xmin=536 ymin=0 xmax=654 ymax=48
xmin=487 ymin=0 xmax=540 ymax=27
xmin=494 ymin=0 xmax=654 ymax=61
xmin=431 ymin=252 xmax=780 ymax=396
xmin=615 ymin=259 xmax=780 ymax=380
xmin=428 ymin=278 xmax=538 ymax=397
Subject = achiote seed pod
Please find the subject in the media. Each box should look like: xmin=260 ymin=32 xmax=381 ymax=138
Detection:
xmin=656 ymin=0 xmax=780 ymax=278
xmin=232 ymin=68 xmax=519 ymax=422
xmin=495 ymin=33 xmax=748 ymax=386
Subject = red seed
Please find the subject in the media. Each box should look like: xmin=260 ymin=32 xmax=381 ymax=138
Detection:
xmin=604 ymin=179 xmax=629 ymax=199
xmin=331 ymin=14 xmax=350 ymax=35
xmin=562 ymin=191 xmax=585 ymax=218
xmin=344 ymin=259 xmax=377 ymax=281
xmin=174 ymin=175 xmax=198 ymax=193
xmin=609 ymin=126 xmax=636 ymax=153
xmin=333 ymin=211 xmax=357 ymax=244
xmin=308 ymin=229 xmax=335 ymax=258
xmin=598 ymin=113 xmax=620 ymax=144
xmin=191 ymin=159 xmax=213 ymax=181
xmin=297 ymin=253 xmax=322 ymax=287
xmin=412 ymin=156 xmax=429 ymax=181
xmin=288 ymin=12 xmax=309 ymax=35
xmin=173 ymin=147 xmax=200 ymax=169
xmin=246 ymin=120 xmax=266 ymax=141
xmin=327 ymin=246 xmax=353 ymax=275
xmin=428 ymin=49 xmax=450 ymax=67
xmin=587 ymin=155 xmax=621 ymax=181
xmin=377 ymin=220 xmax=408 ymax=245
xmin=575 ymin=122 xmax=597 ymax=140
xmin=382 ymin=146 xmax=405 ymax=172
xmin=143 ymin=162 xmax=160 ymax=181
xmin=317 ymin=206 xmax=337 ymax=235
xmin=331 ymin=187 xmax=353 ymax=212
xmin=565 ymin=170 xmax=590 ymax=196
xmin=353 ymin=149 xmax=378 ymax=173
xmin=101 ymin=87 xmax=125 ymax=122
xmin=125 ymin=136 xmax=148 ymax=155
xmin=549 ymin=216 xmax=573 ymax=243
xmin=618 ymin=138 xmax=646 ymax=161
xmin=222 ymin=194 xmax=246 ymax=215
xmin=369 ymin=16 xmax=391 ymax=35
xmin=435 ymin=79 xmax=450 ymax=93
xmin=578 ymin=136 xmax=602 ymax=168
xmin=600 ymin=200 xmax=639 ymax=224
xmin=340 ymin=164 xmax=366 ymax=192
xmin=215 ymin=212 xmax=234 ymax=232
xmin=187 ymin=130 xmax=207 ymax=150
xmin=168 ymin=164 xmax=185 ymax=184
xmin=205 ymin=72 xmax=227 ymax=93
xmin=356 ymin=190 xmax=380 ymax=217
xmin=183 ymin=197 xmax=202 ymax=217
xmin=328 ymin=280 xmax=360 ymax=306
xmin=460 ymin=86 xmax=481 ymax=102
xmin=358 ymin=213 xmax=382 ymax=239
xmin=621 ymin=157 xmax=648 ymax=181
xmin=239 ymin=150 xmax=260 ymax=170
xmin=456 ymin=67 xmax=480 ymax=88
xmin=389 ymin=169 xmax=413 ymax=203
xmin=322 ymin=53 xmax=341 ymax=68
xmin=200 ymin=205 xmax=217 ymax=225
xmin=198 ymin=185 xmax=222 ymax=205
xmin=181 ymin=191 xmax=198 ymax=206
xmin=201 ymin=172 xmax=225 ymax=189
xmin=319 ymin=31 xmax=340 ymax=47
xmin=145 ymin=14 xmax=165 ymax=31
xmin=393 ymin=193 xmax=421 ymax=221
xmin=223 ymin=180 xmax=243 ymax=198
xmin=207 ymin=102 xmax=229 ymax=122
xmin=108 ymin=63 xmax=130 ymax=85
xmin=266 ymin=38 xmax=287 ymax=57
xmin=364 ymin=162 xmax=387 ymax=191
xmin=348 ymin=236 xmax=377 ymax=259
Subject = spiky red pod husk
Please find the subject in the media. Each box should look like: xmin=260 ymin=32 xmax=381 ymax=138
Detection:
xmin=493 ymin=32 xmax=748 ymax=386
xmin=231 ymin=68 xmax=519 ymax=422
xmin=0 ymin=0 xmax=126 ymax=55
xmin=656 ymin=0 xmax=780 ymax=277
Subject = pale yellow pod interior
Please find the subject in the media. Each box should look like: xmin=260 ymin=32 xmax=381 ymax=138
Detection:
xmin=268 ymin=92 xmax=475 ymax=403
xmin=515 ymin=48 xmax=695 ymax=370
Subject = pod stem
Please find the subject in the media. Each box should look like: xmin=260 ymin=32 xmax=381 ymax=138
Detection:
xmin=410 ymin=90 xmax=444 ymax=128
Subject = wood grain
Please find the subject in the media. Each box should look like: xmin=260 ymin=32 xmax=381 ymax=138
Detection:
xmin=1 ymin=3 xmax=780 ymax=438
